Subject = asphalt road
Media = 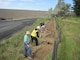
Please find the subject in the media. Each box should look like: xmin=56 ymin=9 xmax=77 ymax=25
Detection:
xmin=0 ymin=18 xmax=36 ymax=40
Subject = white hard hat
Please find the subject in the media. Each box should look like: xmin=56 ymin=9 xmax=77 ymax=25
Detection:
xmin=36 ymin=26 xmax=40 ymax=30
xmin=26 ymin=31 xmax=30 ymax=34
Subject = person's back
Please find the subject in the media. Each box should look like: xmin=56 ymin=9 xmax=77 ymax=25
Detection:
xmin=40 ymin=22 xmax=45 ymax=31
xmin=31 ymin=26 xmax=40 ymax=46
xmin=41 ymin=25 xmax=45 ymax=31
xmin=31 ymin=29 xmax=38 ymax=37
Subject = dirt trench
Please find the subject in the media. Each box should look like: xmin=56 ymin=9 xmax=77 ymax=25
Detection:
xmin=25 ymin=20 xmax=55 ymax=60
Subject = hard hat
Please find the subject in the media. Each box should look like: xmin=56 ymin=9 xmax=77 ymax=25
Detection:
xmin=26 ymin=31 xmax=30 ymax=34
xmin=36 ymin=26 xmax=40 ymax=30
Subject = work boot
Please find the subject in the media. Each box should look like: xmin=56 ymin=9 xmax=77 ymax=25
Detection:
xmin=24 ymin=55 xmax=27 ymax=58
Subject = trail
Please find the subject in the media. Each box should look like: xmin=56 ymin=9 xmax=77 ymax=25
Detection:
xmin=24 ymin=20 xmax=55 ymax=60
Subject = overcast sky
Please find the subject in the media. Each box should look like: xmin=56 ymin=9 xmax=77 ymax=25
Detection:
xmin=0 ymin=0 xmax=73 ymax=11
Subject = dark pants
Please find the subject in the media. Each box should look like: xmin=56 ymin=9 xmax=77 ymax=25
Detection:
xmin=31 ymin=36 xmax=38 ymax=46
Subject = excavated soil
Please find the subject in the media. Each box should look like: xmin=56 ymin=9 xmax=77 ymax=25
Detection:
xmin=24 ymin=20 xmax=55 ymax=60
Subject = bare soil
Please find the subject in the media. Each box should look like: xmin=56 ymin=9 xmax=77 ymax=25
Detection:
xmin=24 ymin=20 xmax=55 ymax=60
xmin=0 ymin=9 xmax=47 ymax=19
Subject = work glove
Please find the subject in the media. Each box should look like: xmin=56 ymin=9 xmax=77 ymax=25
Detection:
xmin=27 ymin=45 xmax=30 ymax=47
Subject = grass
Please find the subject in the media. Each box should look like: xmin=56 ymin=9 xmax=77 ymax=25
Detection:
xmin=5 ymin=18 xmax=33 ymax=21
xmin=46 ymin=52 xmax=52 ymax=60
xmin=57 ymin=17 xmax=80 ymax=22
xmin=0 ymin=18 xmax=48 ymax=60
xmin=7 ymin=17 xmax=38 ymax=21
xmin=64 ymin=17 xmax=80 ymax=22
xmin=57 ymin=17 xmax=80 ymax=60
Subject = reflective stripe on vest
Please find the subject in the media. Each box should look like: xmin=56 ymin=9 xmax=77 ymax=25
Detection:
xmin=31 ymin=30 xmax=38 ymax=37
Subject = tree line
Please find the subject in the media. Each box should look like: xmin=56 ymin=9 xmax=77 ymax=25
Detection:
xmin=48 ymin=0 xmax=80 ymax=17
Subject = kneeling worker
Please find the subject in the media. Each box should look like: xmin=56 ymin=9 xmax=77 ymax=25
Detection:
xmin=31 ymin=26 xmax=40 ymax=46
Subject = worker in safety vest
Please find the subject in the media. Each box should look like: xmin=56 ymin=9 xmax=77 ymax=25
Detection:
xmin=31 ymin=26 xmax=40 ymax=46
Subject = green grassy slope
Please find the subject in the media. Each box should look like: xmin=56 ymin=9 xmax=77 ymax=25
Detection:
xmin=0 ymin=18 xmax=48 ymax=60
xmin=57 ymin=17 xmax=80 ymax=60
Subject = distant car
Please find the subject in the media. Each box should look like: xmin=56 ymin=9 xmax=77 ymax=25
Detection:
xmin=0 ymin=18 xmax=6 ymax=20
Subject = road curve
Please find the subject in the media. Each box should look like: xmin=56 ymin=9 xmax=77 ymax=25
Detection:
xmin=0 ymin=18 xmax=36 ymax=40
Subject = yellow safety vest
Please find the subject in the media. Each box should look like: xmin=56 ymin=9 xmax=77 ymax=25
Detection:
xmin=31 ymin=30 xmax=38 ymax=37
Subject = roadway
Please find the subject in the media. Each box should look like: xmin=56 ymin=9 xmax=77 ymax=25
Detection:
xmin=0 ymin=18 xmax=36 ymax=40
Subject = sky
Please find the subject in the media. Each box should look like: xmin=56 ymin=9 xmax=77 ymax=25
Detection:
xmin=0 ymin=0 xmax=73 ymax=11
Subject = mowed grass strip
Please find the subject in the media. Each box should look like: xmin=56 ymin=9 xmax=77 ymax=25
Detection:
xmin=0 ymin=18 xmax=48 ymax=60
xmin=57 ymin=17 xmax=80 ymax=60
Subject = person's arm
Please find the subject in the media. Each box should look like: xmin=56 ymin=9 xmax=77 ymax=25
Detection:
xmin=36 ymin=32 xmax=39 ymax=38
xmin=24 ymin=35 xmax=30 ymax=47
xmin=24 ymin=42 xmax=30 ymax=47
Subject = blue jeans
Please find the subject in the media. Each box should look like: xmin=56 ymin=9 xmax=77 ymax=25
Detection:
xmin=24 ymin=43 xmax=32 ymax=57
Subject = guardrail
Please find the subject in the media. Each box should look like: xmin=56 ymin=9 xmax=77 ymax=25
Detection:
xmin=52 ymin=18 xmax=62 ymax=60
